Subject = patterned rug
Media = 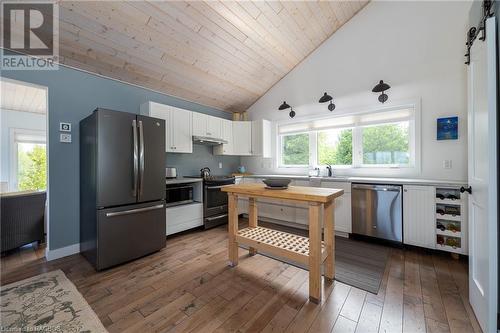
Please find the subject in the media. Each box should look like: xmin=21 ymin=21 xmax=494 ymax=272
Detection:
xmin=1 ymin=270 xmax=107 ymax=332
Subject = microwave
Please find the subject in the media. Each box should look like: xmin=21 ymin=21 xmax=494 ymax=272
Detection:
xmin=165 ymin=184 xmax=194 ymax=207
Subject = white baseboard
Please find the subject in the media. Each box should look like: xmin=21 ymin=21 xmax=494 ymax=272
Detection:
xmin=45 ymin=243 xmax=80 ymax=261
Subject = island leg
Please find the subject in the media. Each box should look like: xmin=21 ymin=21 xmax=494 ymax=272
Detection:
xmin=324 ymin=200 xmax=335 ymax=281
xmin=308 ymin=202 xmax=322 ymax=304
xmin=228 ymin=193 xmax=239 ymax=267
xmin=248 ymin=197 xmax=258 ymax=256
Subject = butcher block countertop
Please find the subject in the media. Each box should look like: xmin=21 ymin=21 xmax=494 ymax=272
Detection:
xmin=222 ymin=183 xmax=344 ymax=203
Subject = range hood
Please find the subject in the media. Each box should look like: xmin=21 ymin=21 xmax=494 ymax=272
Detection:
xmin=192 ymin=135 xmax=228 ymax=145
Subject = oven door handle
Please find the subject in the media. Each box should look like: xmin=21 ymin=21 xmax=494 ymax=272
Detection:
xmin=205 ymin=213 xmax=228 ymax=221
xmin=166 ymin=185 xmax=193 ymax=191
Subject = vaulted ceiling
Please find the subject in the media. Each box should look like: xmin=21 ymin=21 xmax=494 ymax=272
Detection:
xmin=58 ymin=1 xmax=368 ymax=112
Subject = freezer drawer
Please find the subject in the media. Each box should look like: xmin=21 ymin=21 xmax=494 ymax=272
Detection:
xmin=97 ymin=201 xmax=166 ymax=270
xmin=351 ymin=183 xmax=402 ymax=242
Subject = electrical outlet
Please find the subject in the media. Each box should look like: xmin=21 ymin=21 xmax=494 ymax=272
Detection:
xmin=443 ymin=160 xmax=452 ymax=169
xmin=60 ymin=133 xmax=72 ymax=143
xmin=218 ymin=162 xmax=223 ymax=169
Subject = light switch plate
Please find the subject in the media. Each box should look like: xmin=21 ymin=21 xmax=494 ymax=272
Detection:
xmin=218 ymin=162 xmax=223 ymax=169
xmin=443 ymin=160 xmax=452 ymax=169
xmin=59 ymin=122 xmax=71 ymax=132
xmin=60 ymin=133 xmax=72 ymax=143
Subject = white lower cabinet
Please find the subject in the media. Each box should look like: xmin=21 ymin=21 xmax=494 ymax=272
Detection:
xmin=403 ymin=185 xmax=435 ymax=248
xmin=321 ymin=182 xmax=352 ymax=233
xmin=166 ymin=203 xmax=203 ymax=236
xmin=239 ymin=178 xmax=351 ymax=233
xmin=333 ymin=193 xmax=352 ymax=233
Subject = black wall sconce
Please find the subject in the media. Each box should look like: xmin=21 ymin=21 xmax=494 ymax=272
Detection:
xmin=279 ymin=101 xmax=296 ymax=118
xmin=372 ymin=80 xmax=391 ymax=103
xmin=318 ymin=92 xmax=335 ymax=111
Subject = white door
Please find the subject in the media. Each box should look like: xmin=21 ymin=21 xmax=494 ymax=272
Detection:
xmin=467 ymin=17 xmax=497 ymax=333
xmin=170 ymin=108 xmax=192 ymax=153
xmin=402 ymin=185 xmax=435 ymax=249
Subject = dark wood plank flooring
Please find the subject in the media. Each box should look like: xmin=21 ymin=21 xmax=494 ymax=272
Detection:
xmin=0 ymin=222 xmax=481 ymax=333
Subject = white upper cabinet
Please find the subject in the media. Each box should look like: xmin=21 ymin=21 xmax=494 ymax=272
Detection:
xmin=403 ymin=185 xmax=435 ymax=248
xmin=232 ymin=121 xmax=252 ymax=156
xmin=140 ymin=102 xmax=193 ymax=153
xmin=207 ymin=116 xmax=222 ymax=139
xmin=192 ymin=112 xmax=222 ymax=140
xmin=169 ymin=106 xmax=193 ymax=153
xmin=251 ymin=119 xmax=272 ymax=158
xmin=213 ymin=119 xmax=233 ymax=155
xmin=192 ymin=112 xmax=206 ymax=137
xmin=215 ymin=119 xmax=271 ymax=156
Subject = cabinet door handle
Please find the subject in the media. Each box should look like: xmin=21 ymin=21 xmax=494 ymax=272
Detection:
xmin=460 ymin=186 xmax=472 ymax=194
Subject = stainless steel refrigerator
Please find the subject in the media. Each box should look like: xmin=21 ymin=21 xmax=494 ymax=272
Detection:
xmin=80 ymin=108 xmax=166 ymax=270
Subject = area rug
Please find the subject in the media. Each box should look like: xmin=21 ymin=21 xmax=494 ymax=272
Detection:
xmin=1 ymin=269 xmax=107 ymax=332
xmin=243 ymin=221 xmax=391 ymax=294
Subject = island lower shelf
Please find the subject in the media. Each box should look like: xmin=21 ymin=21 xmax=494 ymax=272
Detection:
xmin=236 ymin=226 xmax=327 ymax=265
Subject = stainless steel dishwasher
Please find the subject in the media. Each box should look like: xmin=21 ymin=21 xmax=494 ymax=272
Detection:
xmin=351 ymin=183 xmax=403 ymax=242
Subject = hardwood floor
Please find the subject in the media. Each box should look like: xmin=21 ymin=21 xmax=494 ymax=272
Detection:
xmin=0 ymin=223 xmax=481 ymax=333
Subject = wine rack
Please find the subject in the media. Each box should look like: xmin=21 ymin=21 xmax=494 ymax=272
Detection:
xmin=434 ymin=187 xmax=467 ymax=254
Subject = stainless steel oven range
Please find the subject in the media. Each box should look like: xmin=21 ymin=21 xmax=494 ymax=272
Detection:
xmin=203 ymin=176 xmax=235 ymax=229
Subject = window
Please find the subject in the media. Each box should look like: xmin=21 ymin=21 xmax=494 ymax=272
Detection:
xmin=17 ymin=142 xmax=47 ymax=191
xmin=278 ymin=105 xmax=417 ymax=170
xmin=317 ymin=128 xmax=353 ymax=166
xmin=361 ymin=122 xmax=409 ymax=166
xmin=10 ymin=129 xmax=46 ymax=191
xmin=280 ymin=133 xmax=309 ymax=166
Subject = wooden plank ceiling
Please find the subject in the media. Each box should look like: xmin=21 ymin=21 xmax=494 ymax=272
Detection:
xmin=0 ymin=79 xmax=47 ymax=114
xmin=58 ymin=1 xmax=368 ymax=112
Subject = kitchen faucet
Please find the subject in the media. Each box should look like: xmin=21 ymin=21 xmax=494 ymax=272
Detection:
xmin=326 ymin=165 xmax=333 ymax=177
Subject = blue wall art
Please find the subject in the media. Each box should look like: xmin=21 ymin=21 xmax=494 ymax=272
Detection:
xmin=437 ymin=116 xmax=458 ymax=140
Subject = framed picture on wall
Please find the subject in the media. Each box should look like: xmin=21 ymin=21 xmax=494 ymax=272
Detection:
xmin=437 ymin=116 xmax=458 ymax=140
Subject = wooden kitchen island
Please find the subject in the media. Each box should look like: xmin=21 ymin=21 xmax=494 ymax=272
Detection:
xmin=222 ymin=183 xmax=344 ymax=303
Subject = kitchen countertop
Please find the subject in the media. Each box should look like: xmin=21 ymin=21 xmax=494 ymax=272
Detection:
xmin=236 ymin=174 xmax=467 ymax=187
xmin=165 ymin=177 xmax=203 ymax=185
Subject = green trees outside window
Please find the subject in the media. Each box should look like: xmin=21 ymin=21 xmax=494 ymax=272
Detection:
xmin=281 ymin=121 xmax=410 ymax=167
xmin=362 ymin=123 xmax=409 ymax=165
xmin=318 ymin=129 xmax=353 ymax=166
xmin=281 ymin=133 xmax=309 ymax=166
xmin=18 ymin=143 xmax=47 ymax=191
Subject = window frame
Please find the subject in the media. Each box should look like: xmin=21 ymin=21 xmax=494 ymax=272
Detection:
xmin=276 ymin=101 xmax=421 ymax=174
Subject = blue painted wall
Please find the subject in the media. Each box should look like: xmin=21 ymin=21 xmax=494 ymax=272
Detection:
xmin=1 ymin=66 xmax=240 ymax=250
xmin=168 ymin=144 xmax=240 ymax=177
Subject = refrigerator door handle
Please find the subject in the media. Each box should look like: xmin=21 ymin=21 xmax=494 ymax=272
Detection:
xmin=132 ymin=119 xmax=138 ymax=197
xmin=105 ymin=204 xmax=165 ymax=217
xmin=138 ymin=120 xmax=145 ymax=200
